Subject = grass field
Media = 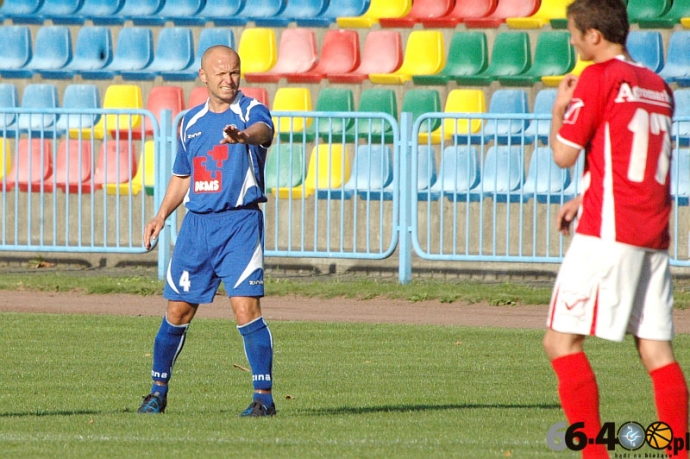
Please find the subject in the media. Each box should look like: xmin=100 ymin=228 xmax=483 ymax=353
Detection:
xmin=1 ymin=311 xmax=688 ymax=458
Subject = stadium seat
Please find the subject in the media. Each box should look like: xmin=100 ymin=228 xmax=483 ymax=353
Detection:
xmin=639 ymin=0 xmax=690 ymax=28
xmin=188 ymin=87 xmax=208 ymax=108
xmin=413 ymin=31 xmax=488 ymax=86
xmin=285 ymin=29 xmax=360 ymax=84
xmin=70 ymin=84 xmax=143 ymax=140
xmin=55 ymin=84 xmax=101 ymax=134
xmin=464 ymin=0 xmax=540 ymax=28
xmin=265 ymin=143 xmax=305 ymax=194
xmin=297 ymin=0 xmax=370 ymax=27
xmin=39 ymin=26 xmax=113 ymax=80
xmin=143 ymin=86 xmax=185 ymax=137
xmin=253 ymin=0 xmax=328 ymax=27
xmin=105 ymin=140 xmax=154 ymax=195
xmin=477 ymin=146 xmax=525 ymax=202
xmin=44 ymin=139 xmax=93 ymax=193
xmin=0 ymin=138 xmax=12 ymax=183
xmin=120 ymin=27 xmax=194 ymax=80
xmin=277 ymin=144 xmax=351 ymax=199
xmin=242 ymin=87 xmax=270 ymax=107
xmin=332 ymin=145 xmax=393 ymax=200
xmin=238 ymin=28 xmax=278 ymax=78
xmin=0 ymin=0 xmax=43 ymax=23
xmin=660 ymin=32 xmax=690 ymax=84
xmin=65 ymin=0 xmax=126 ymax=25
xmin=455 ymin=32 xmax=531 ymax=86
xmin=80 ymin=27 xmax=153 ymax=80
xmin=506 ymin=0 xmax=569 ymax=29
xmin=379 ymin=0 xmax=454 ymax=28
xmin=523 ymin=146 xmax=570 ymax=203
xmin=33 ymin=0 xmax=83 ymax=24
xmin=186 ymin=0 xmax=246 ymax=26
xmin=542 ymin=55 xmax=593 ymax=87
xmin=93 ymin=140 xmax=139 ymax=189
xmin=418 ymin=145 xmax=481 ymax=202
xmin=94 ymin=0 xmax=164 ymax=25
xmin=458 ymin=89 xmax=528 ymax=145
xmin=522 ymin=88 xmax=557 ymax=145
xmin=271 ymin=87 xmax=312 ymax=143
xmin=414 ymin=146 xmax=438 ymax=201
xmin=627 ymin=0 xmax=672 ymax=24
xmin=420 ymin=0 xmax=496 ymax=28
xmin=401 ymin=89 xmax=442 ymax=140
xmin=162 ymin=27 xmax=235 ymax=82
xmin=0 ymin=26 xmax=32 ymax=78
xmin=244 ymin=28 xmax=317 ymax=83
xmin=369 ymin=30 xmax=445 ymax=85
xmin=236 ymin=0 xmax=288 ymax=23
xmin=302 ymin=88 xmax=355 ymax=143
xmin=627 ymin=30 xmax=665 ymax=73
xmin=327 ymin=30 xmax=402 ymax=84
xmin=5 ymin=138 xmax=52 ymax=192
xmin=498 ymin=31 xmax=574 ymax=86
xmin=0 ymin=25 xmax=71 ymax=79
xmin=0 ymin=84 xmax=19 ymax=135
xmin=418 ymin=89 xmax=486 ymax=145
xmin=337 ymin=0 xmax=411 ymax=28
xmin=345 ymin=89 xmax=397 ymax=144
xmin=130 ymin=0 xmax=204 ymax=25
xmin=17 ymin=84 xmax=59 ymax=137
xmin=673 ymin=89 xmax=690 ymax=146
xmin=671 ymin=148 xmax=690 ymax=205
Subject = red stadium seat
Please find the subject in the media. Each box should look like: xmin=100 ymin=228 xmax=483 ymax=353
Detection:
xmin=93 ymin=140 xmax=139 ymax=189
xmin=241 ymin=87 xmax=270 ymax=108
xmin=244 ymin=28 xmax=318 ymax=83
xmin=144 ymin=86 xmax=185 ymax=137
xmin=285 ymin=29 xmax=360 ymax=83
xmin=379 ymin=0 xmax=454 ymax=28
xmin=464 ymin=0 xmax=540 ymax=28
xmin=5 ymin=138 xmax=52 ymax=192
xmin=188 ymin=87 xmax=208 ymax=108
xmin=420 ymin=0 xmax=497 ymax=28
xmin=327 ymin=30 xmax=402 ymax=84
xmin=45 ymin=139 xmax=93 ymax=193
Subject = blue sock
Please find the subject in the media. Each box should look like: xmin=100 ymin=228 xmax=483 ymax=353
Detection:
xmin=238 ymin=317 xmax=273 ymax=405
xmin=150 ymin=316 xmax=189 ymax=395
xmin=151 ymin=383 xmax=169 ymax=398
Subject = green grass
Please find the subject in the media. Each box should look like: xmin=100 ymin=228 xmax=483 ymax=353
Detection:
xmin=1 ymin=313 xmax=688 ymax=458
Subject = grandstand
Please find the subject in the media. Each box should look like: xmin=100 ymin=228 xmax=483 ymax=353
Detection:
xmin=2 ymin=0 xmax=690 ymax=282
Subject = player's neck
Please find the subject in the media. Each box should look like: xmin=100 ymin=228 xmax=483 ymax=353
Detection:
xmin=592 ymin=43 xmax=626 ymax=64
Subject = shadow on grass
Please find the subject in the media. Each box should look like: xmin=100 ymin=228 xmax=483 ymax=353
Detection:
xmin=0 ymin=409 xmax=104 ymax=418
xmin=300 ymin=402 xmax=561 ymax=416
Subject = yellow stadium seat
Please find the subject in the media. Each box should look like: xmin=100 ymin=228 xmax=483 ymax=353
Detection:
xmin=0 ymin=138 xmax=11 ymax=182
xmin=337 ymin=0 xmax=412 ymax=28
xmin=105 ymin=140 xmax=155 ymax=196
xmin=541 ymin=55 xmax=593 ymax=87
xmin=276 ymin=144 xmax=351 ymax=199
xmin=506 ymin=0 xmax=572 ymax=29
xmin=271 ymin=87 xmax=313 ymax=143
xmin=369 ymin=30 xmax=446 ymax=85
xmin=238 ymin=28 xmax=278 ymax=77
xmin=418 ymin=89 xmax=486 ymax=145
xmin=682 ymin=17 xmax=690 ymax=28
xmin=69 ymin=85 xmax=143 ymax=140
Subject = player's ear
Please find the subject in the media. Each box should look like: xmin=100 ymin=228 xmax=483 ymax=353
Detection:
xmin=199 ymin=68 xmax=207 ymax=84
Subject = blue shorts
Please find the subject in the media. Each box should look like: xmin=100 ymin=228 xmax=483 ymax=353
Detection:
xmin=164 ymin=207 xmax=265 ymax=304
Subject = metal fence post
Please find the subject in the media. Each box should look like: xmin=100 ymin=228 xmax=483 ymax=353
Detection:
xmin=398 ymin=112 xmax=413 ymax=284
xmin=156 ymin=109 xmax=172 ymax=280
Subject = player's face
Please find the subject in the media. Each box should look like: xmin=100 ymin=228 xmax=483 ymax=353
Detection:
xmin=567 ymin=17 xmax=595 ymax=62
xmin=201 ymin=50 xmax=241 ymax=107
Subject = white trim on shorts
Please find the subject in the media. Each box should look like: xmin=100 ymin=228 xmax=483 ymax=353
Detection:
xmin=546 ymin=234 xmax=674 ymax=342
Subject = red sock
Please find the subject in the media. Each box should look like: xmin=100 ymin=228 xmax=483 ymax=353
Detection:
xmin=650 ymin=362 xmax=689 ymax=459
xmin=551 ymin=352 xmax=609 ymax=459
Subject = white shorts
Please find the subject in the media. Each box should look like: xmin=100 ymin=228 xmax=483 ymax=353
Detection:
xmin=547 ymin=234 xmax=674 ymax=342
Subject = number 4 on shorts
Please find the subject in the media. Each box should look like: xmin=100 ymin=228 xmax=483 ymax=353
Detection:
xmin=179 ymin=271 xmax=191 ymax=292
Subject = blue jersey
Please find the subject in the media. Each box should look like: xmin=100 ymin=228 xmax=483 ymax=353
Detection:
xmin=173 ymin=91 xmax=274 ymax=213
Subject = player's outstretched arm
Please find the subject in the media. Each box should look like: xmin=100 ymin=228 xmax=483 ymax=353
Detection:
xmin=143 ymin=175 xmax=190 ymax=250
xmin=220 ymin=122 xmax=273 ymax=146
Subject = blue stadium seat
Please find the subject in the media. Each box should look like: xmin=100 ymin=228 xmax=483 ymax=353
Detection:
xmin=627 ymin=30 xmax=664 ymax=74
xmin=671 ymin=148 xmax=690 ymax=206
xmin=415 ymin=146 xmax=438 ymax=201
xmin=523 ymin=146 xmax=570 ymax=203
xmin=93 ymin=0 xmax=163 ymax=25
xmin=456 ymin=89 xmax=529 ymax=145
xmin=120 ymin=28 xmax=194 ymax=80
xmin=130 ymin=0 xmax=204 ymax=25
xmin=477 ymin=146 xmax=525 ymax=202
xmin=40 ymin=26 xmax=112 ymax=80
xmin=55 ymin=84 xmax=101 ymax=134
xmin=80 ymin=27 xmax=153 ymax=80
xmin=4 ymin=26 xmax=72 ymax=79
xmin=674 ymin=89 xmax=690 ymax=146
xmin=184 ymin=0 xmax=246 ymax=26
xmin=0 ymin=84 xmax=19 ymax=136
xmin=523 ymin=88 xmax=556 ymax=145
xmin=254 ymin=0 xmax=329 ymax=27
xmin=331 ymin=145 xmax=393 ymax=200
xmin=0 ymin=26 xmax=32 ymax=78
xmin=659 ymin=31 xmax=690 ymax=84
xmin=236 ymin=0 xmax=287 ymax=23
xmin=36 ymin=0 xmax=83 ymax=24
xmin=297 ymin=0 xmax=370 ymax=27
xmin=161 ymin=28 xmax=235 ymax=82
xmin=419 ymin=145 xmax=481 ymax=202
xmin=17 ymin=84 xmax=59 ymax=137
xmin=0 ymin=0 xmax=44 ymax=22
xmin=66 ymin=0 xmax=125 ymax=25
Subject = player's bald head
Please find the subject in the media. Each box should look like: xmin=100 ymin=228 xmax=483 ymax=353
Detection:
xmin=201 ymin=45 xmax=241 ymax=71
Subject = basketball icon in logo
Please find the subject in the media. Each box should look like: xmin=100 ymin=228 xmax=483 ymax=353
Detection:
xmin=646 ymin=422 xmax=673 ymax=450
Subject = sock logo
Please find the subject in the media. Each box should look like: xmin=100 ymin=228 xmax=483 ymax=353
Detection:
xmin=253 ymin=374 xmax=271 ymax=382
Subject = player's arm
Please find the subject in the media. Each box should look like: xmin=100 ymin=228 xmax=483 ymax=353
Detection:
xmin=143 ymin=175 xmax=190 ymax=250
xmin=221 ymin=122 xmax=273 ymax=146
xmin=550 ymin=75 xmax=582 ymax=168
xmin=556 ymin=195 xmax=582 ymax=236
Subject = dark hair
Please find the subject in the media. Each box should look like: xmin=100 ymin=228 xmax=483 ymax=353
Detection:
xmin=567 ymin=0 xmax=629 ymax=46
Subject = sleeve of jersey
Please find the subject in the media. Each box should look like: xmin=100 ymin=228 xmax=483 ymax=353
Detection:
xmin=171 ymin=115 xmax=191 ymax=176
xmin=557 ymin=67 xmax=604 ymax=150
xmin=248 ymin=103 xmax=275 ymax=140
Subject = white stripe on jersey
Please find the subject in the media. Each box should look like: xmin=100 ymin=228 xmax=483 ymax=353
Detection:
xmin=601 ymin=123 xmax=616 ymax=241
xmin=181 ymin=102 xmax=209 ymax=153
xmin=234 ymin=153 xmax=259 ymax=207
xmin=166 ymin=261 xmax=181 ymax=294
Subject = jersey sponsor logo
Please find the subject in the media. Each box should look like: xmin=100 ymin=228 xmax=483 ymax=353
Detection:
xmin=563 ymin=99 xmax=584 ymax=125
xmin=614 ymin=82 xmax=672 ymax=106
xmin=192 ymin=145 xmax=229 ymax=193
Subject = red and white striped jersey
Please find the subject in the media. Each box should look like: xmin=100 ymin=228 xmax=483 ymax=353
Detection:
xmin=557 ymin=56 xmax=674 ymax=250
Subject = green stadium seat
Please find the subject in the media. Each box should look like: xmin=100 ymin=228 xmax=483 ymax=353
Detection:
xmin=266 ymin=144 xmax=305 ymax=195
xmin=455 ymin=32 xmax=530 ymax=86
xmin=627 ymin=0 xmax=671 ymax=24
xmin=638 ymin=0 xmax=690 ymax=28
xmin=498 ymin=31 xmax=574 ymax=86
xmin=412 ymin=31 xmax=488 ymax=86
xmin=345 ymin=89 xmax=397 ymax=144
xmin=401 ymin=89 xmax=442 ymax=140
